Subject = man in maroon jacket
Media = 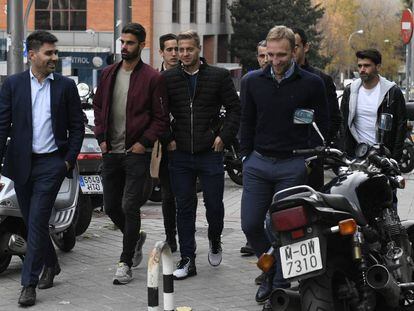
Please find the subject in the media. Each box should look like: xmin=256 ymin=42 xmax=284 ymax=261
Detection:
xmin=93 ymin=23 xmax=169 ymax=284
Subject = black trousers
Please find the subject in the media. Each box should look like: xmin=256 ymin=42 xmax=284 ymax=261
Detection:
xmin=101 ymin=152 xmax=150 ymax=267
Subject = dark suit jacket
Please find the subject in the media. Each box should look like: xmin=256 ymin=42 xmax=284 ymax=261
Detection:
xmin=0 ymin=70 xmax=84 ymax=184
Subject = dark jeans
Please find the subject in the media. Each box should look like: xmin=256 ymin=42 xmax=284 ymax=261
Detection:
xmin=14 ymin=153 xmax=67 ymax=286
xmin=169 ymin=150 xmax=224 ymax=259
xmin=101 ymin=152 xmax=150 ymax=267
xmin=241 ymin=151 xmax=307 ymax=288
xmin=159 ymin=151 xmax=176 ymax=239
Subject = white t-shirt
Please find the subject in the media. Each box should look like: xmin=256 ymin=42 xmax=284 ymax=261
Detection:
xmin=354 ymin=83 xmax=380 ymax=145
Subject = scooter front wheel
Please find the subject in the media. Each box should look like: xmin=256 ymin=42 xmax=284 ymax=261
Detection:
xmin=51 ymin=224 xmax=76 ymax=252
xmin=0 ymin=254 xmax=12 ymax=273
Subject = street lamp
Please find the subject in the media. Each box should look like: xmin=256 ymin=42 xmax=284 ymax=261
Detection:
xmin=347 ymin=29 xmax=364 ymax=78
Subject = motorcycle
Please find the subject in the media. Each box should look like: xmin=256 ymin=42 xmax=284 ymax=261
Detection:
xmin=258 ymin=109 xmax=414 ymax=311
xmin=75 ymin=83 xmax=103 ymax=236
xmin=399 ymin=101 xmax=414 ymax=173
xmin=0 ymin=167 xmax=79 ymax=273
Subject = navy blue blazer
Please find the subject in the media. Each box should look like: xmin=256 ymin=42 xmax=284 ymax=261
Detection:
xmin=0 ymin=70 xmax=84 ymax=184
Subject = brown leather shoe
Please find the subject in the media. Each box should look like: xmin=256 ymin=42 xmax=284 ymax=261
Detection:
xmin=18 ymin=285 xmax=36 ymax=306
xmin=38 ymin=263 xmax=61 ymax=289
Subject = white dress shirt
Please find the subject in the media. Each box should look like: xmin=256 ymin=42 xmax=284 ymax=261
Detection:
xmin=30 ymin=69 xmax=58 ymax=153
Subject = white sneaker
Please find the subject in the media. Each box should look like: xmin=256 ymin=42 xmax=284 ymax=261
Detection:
xmin=208 ymin=238 xmax=222 ymax=267
xmin=132 ymin=230 xmax=147 ymax=267
xmin=173 ymin=257 xmax=197 ymax=280
xmin=113 ymin=262 xmax=132 ymax=284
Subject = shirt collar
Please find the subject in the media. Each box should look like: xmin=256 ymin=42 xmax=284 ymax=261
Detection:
xmin=182 ymin=59 xmax=203 ymax=76
xmin=30 ymin=67 xmax=54 ymax=82
xmin=270 ymin=61 xmax=295 ymax=82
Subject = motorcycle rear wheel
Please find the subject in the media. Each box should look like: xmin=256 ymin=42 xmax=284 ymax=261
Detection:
xmin=399 ymin=143 xmax=414 ymax=173
xmin=51 ymin=224 xmax=76 ymax=252
xmin=74 ymin=192 xmax=94 ymax=236
xmin=226 ymin=167 xmax=243 ymax=185
xmin=300 ymin=263 xmax=351 ymax=311
xmin=0 ymin=254 xmax=12 ymax=274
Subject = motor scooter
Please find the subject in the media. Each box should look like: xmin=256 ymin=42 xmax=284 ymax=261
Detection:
xmin=0 ymin=167 xmax=79 ymax=273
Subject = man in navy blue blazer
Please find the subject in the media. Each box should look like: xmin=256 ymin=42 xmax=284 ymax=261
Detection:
xmin=0 ymin=31 xmax=84 ymax=306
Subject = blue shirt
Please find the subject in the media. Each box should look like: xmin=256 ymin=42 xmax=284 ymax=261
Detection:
xmin=30 ymin=69 xmax=58 ymax=153
xmin=270 ymin=61 xmax=295 ymax=82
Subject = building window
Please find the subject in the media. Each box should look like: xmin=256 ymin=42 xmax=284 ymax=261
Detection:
xmin=190 ymin=0 xmax=197 ymax=23
xmin=220 ymin=0 xmax=226 ymax=23
xmin=35 ymin=0 xmax=86 ymax=31
xmin=172 ymin=0 xmax=180 ymax=23
xmin=206 ymin=0 xmax=212 ymax=23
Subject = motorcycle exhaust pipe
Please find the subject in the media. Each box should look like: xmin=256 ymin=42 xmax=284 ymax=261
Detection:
xmin=366 ymin=264 xmax=401 ymax=307
xmin=0 ymin=233 xmax=26 ymax=255
xmin=269 ymin=288 xmax=300 ymax=311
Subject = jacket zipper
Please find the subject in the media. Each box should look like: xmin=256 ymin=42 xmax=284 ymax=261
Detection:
xmin=186 ymin=77 xmax=197 ymax=154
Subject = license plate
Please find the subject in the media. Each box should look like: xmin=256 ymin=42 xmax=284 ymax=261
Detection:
xmin=79 ymin=175 xmax=103 ymax=194
xmin=280 ymin=237 xmax=323 ymax=279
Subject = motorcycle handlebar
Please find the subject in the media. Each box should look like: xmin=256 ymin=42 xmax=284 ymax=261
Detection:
xmin=293 ymin=147 xmax=344 ymax=157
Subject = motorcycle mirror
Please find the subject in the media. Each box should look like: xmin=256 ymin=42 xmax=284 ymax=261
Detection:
xmin=378 ymin=113 xmax=393 ymax=132
xmin=293 ymin=109 xmax=326 ymax=145
xmin=293 ymin=109 xmax=314 ymax=124
xmin=77 ymin=83 xmax=90 ymax=98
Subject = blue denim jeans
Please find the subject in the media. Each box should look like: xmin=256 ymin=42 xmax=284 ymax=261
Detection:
xmin=169 ymin=150 xmax=225 ymax=259
xmin=241 ymin=151 xmax=307 ymax=288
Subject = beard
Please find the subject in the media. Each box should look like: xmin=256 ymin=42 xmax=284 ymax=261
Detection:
xmin=121 ymin=48 xmax=140 ymax=61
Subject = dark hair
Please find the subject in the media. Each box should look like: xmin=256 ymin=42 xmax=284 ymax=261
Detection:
xmin=292 ymin=27 xmax=307 ymax=45
xmin=160 ymin=33 xmax=178 ymax=50
xmin=26 ymin=30 xmax=58 ymax=51
xmin=356 ymin=49 xmax=382 ymax=65
xmin=122 ymin=22 xmax=146 ymax=43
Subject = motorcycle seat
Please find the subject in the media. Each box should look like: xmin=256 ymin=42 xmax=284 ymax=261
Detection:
xmin=318 ymin=193 xmax=367 ymax=226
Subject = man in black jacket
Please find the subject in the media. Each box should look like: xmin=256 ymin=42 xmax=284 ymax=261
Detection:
xmin=340 ymin=49 xmax=406 ymax=161
xmin=293 ymin=27 xmax=342 ymax=190
xmin=162 ymin=30 xmax=240 ymax=280
xmin=240 ymin=25 xmax=329 ymax=309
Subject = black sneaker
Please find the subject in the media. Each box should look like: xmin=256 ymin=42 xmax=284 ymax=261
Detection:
xmin=208 ymin=238 xmax=222 ymax=267
xmin=173 ymin=257 xmax=197 ymax=280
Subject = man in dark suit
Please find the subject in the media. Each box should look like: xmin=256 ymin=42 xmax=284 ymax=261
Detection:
xmin=0 ymin=31 xmax=84 ymax=306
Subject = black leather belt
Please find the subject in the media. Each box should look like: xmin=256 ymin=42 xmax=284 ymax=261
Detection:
xmin=32 ymin=150 xmax=59 ymax=158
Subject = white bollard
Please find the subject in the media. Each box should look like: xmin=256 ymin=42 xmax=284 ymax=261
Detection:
xmin=147 ymin=241 xmax=174 ymax=311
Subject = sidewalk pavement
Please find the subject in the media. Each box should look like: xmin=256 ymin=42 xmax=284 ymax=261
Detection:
xmin=0 ymin=177 xmax=264 ymax=311
xmin=1 ymin=172 xmax=414 ymax=311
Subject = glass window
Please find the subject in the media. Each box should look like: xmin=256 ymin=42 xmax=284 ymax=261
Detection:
xmin=70 ymin=0 xmax=86 ymax=9
xmin=52 ymin=11 xmax=69 ymax=30
xmin=190 ymin=0 xmax=197 ymax=23
xmin=35 ymin=0 xmax=51 ymax=10
xmin=206 ymin=0 xmax=212 ymax=23
xmin=35 ymin=11 xmax=51 ymax=30
xmin=70 ymin=11 xmax=86 ymax=30
xmin=220 ymin=0 xmax=226 ymax=23
xmin=35 ymin=0 xmax=86 ymax=30
xmin=53 ymin=0 xmax=69 ymax=9
xmin=172 ymin=0 xmax=180 ymax=23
